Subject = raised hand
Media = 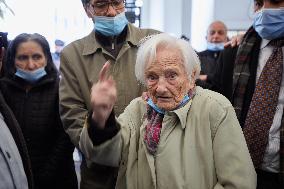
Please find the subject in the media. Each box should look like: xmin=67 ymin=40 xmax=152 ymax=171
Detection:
xmin=224 ymin=34 xmax=244 ymax=48
xmin=90 ymin=61 xmax=117 ymax=129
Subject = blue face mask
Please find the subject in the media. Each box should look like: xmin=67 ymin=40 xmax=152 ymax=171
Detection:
xmin=94 ymin=12 xmax=128 ymax=36
xmin=15 ymin=67 xmax=47 ymax=84
xmin=147 ymin=95 xmax=190 ymax=114
xmin=253 ymin=8 xmax=284 ymax=40
xmin=207 ymin=42 xmax=224 ymax=51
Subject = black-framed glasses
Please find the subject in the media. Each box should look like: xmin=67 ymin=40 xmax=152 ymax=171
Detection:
xmin=88 ymin=0 xmax=125 ymax=15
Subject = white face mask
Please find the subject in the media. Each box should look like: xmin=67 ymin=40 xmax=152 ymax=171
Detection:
xmin=207 ymin=42 xmax=224 ymax=51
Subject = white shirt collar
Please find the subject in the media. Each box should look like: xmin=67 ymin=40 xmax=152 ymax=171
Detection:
xmin=260 ymin=39 xmax=270 ymax=49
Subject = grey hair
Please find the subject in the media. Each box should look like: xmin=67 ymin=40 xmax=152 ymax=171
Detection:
xmin=135 ymin=33 xmax=201 ymax=85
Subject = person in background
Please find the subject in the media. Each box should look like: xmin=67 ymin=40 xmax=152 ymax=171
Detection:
xmin=59 ymin=0 xmax=159 ymax=188
xmin=0 ymin=46 xmax=33 ymax=189
xmin=0 ymin=32 xmax=9 ymax=77
xmin=208 ymin=0 xmax=264 ymax=97
xmin=0 ymin=33 xmax=78 ymax=189
xmin=211 ymin=0 xmax=284 ymax=188
xmin=79 ymin=33 xmax=256 ymax=189
xmin=224 ymin=0 xmax=264 ymax=48
xmin=196 ymin=20 xmax=228 ymax=89
xmin=51 ymin=39 xmax=65 ymax=71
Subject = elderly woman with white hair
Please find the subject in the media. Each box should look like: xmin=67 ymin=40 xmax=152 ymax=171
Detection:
xmin=79 ymin=33 xmax=256 ymax=189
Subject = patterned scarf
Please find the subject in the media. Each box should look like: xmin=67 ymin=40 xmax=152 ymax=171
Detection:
xmin=232 ymin=26 xmax=259 ymax=120
xmin=232 ymin=27 xmax=284 ymax=185
xmin=143 ymin=92 xmax=194 ymax=155
xmin=143 ymin=107 xmax=164 ymax=155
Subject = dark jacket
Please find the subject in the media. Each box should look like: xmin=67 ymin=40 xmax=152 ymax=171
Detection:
xmin=0 ymin=63 xmax=77 ymax=189
xmin=0 ymin=91 xmax=34 ymax=189
xmin=210 ymin=41 xmax=261 ymax=127
xmin=208 ymin=47 xmax=238 ymax=100
xmin=196 ymin=50 xmax=221 ymax=89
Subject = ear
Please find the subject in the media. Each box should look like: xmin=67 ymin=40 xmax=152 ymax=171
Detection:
xmin=188 ymin=69 xmax=197 ymax=90
xmin=191 ymin=69 xmax=197 ymax=81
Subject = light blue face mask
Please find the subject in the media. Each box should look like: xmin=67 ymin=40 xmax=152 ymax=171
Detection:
xmin=253 ymin=8 xmax=284 ymax=40
xmin=147 ymin=95 xmax=190 ymax=114
xmin=94 ymin=12 xmax=128 ymax=36
xmin=207 ymin=42 xmax=224 ymax=51
xmin=15 ymin=67 xmax=47 ymax=84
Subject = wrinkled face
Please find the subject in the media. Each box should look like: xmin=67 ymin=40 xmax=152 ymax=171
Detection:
xmin=145 ymin=48 xmax=192 ymax=111
xmin=206 ymin=22 xmax=228 ymax=43
xmin=15 ymin=41 xmax=47 ymax=71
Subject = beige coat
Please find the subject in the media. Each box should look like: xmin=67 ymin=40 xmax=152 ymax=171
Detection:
xmin=59 ymin=23 xmax=159 ymax=188
xmin=60 ymin=24 xmax=158 ymax=146
xmin=80 ymin=87 xmax=257 ymax=189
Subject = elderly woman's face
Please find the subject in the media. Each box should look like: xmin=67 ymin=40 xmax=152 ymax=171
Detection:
xmin=145 ymin=48 xmax=191 ymax=110
xmin=15 ymin=40 xmax=47 ymax=71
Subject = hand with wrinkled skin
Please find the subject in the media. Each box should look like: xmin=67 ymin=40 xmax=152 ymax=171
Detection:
xmin=90 ymin=61 xmax=117 ymax=129
xmin=224 ymin=34 xmax=244 ymax=48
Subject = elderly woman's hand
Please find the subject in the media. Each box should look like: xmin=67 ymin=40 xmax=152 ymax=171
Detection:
xmin=90 ymin=61 xmax=117 ymax=129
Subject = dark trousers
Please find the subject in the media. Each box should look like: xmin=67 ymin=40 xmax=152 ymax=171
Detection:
xmin=80 ymin=158 xmax=118 ymax=189
xmin=256 ymin=169 xmax=281 ymax=189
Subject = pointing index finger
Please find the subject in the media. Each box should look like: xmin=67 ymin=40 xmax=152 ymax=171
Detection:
xmin=99 ymin=60 xmax=111 ymax=82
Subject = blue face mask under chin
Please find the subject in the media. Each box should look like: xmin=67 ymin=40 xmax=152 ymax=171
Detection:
xmin=147 ymin=95 xmax=190 ymax=114
xmin=253 ymin=8 xmax=284 ymax=40
xmin=15 ymin=67 xmax=47 ymax=84
xmin=207 ymin=42 xmax=224 ymax=51
xmin=94 ymin=12 xmax=129 ymax=36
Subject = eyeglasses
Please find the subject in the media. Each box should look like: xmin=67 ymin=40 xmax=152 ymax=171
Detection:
xmin=88 ymin=0 xmax=125 ymax=15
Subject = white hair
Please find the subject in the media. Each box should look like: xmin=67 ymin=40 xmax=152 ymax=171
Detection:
xmin=135 ymin=33 xmax=201 ymax=85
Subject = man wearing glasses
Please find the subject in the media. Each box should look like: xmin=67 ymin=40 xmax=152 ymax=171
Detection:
xmin=59 ymin=0 xmax=159 ymax=188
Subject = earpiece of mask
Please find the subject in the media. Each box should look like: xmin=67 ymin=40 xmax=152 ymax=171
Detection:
xmin=147 ymin=94 xmax=190 ymax=114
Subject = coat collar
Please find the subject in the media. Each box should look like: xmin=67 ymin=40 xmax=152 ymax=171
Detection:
xmin=164 ymin=95 xmax=193 ymax=130
xmin=82 ymin=23 xmax=142 ymax=56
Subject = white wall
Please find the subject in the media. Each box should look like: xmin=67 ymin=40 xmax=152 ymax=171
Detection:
xmin=1 ymin=0 xmax=255 ymax=52
xmin=141 ymin=0 xmax=184 ymax=37
xmin=141 ymin=0 xmax=254 ymax=52
xmin=191 ymin=0 xmax=215 ymax=51
xmin=181 ymin=0 xmax=192 ymax=41
xmin=140 ymin=0 xmax=164 ymax=31
xmin=163 ymin=0 xmax=183 ymax=37
xmin=214 ymin=0 xmax=255 ymax=30
xmin=0 ymin=0 xmax=93 ymax=51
